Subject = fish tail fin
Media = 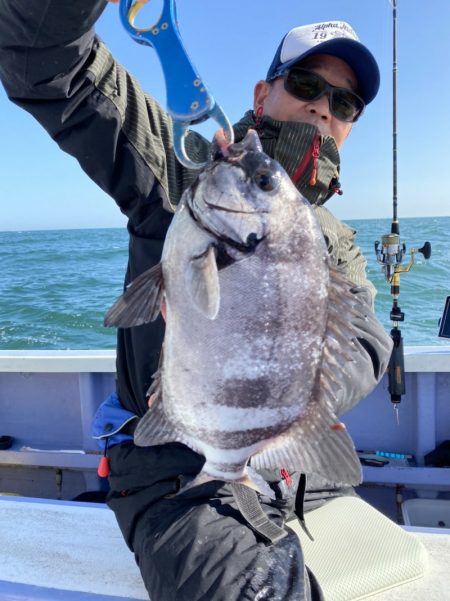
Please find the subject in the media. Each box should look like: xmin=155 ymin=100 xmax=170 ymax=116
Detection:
xmin=174 ymin=465 xmax=275 ymax=499
xmin=243 ymin=466 xmax=275 ymax=499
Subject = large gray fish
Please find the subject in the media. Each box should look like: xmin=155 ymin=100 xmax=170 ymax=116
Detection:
xmin=105 ymin=129 xmax=364 ymax=495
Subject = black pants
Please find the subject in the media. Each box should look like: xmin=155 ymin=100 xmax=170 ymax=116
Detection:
xmin=107 ymin=442 xmax=325 ymax=601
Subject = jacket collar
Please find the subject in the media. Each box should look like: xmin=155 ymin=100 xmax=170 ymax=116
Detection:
xmin=233 ymin=111 xmax=341 ymax=206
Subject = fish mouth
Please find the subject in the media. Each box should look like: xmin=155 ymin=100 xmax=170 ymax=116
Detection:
xmin=202 ymin=199 xmax=269 ymax=215
xmin=212 ymin=127 xmax=263 ymax=161
xmin=187 ymin=198 xmax=267 ymax=252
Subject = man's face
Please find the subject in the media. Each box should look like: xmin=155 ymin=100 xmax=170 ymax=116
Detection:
xmin=253 ymin=54 xmax=357 ymax=148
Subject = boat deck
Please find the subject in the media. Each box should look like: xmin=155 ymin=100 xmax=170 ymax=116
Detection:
xmin=0 ymin=497 xmax=148 ymax=601
xmin=0 ymin=496 xmax=448 ymax=601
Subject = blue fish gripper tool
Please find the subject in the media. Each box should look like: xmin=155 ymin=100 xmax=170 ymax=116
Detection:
xmin=119 ymin=0 xmax=234 ymax=169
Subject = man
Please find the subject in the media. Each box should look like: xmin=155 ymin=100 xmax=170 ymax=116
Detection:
xmin=0 ymin=3 xmax=392 ymax=600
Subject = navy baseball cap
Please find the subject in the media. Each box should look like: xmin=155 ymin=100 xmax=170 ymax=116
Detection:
xmin=266 ymin=21 xmax=380 ymax=104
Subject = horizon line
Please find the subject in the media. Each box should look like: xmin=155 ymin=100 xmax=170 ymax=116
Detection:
xmin=1 ymin=214 xmax=449 ymax=234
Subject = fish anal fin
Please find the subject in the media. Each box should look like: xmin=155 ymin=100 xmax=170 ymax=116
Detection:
xmin=134 ymin=395 xmax=186 ymax=448
xmin=187 ymin=245 xmax=220 ymax=319
xmin=104 ymin=262 xmax=164 ymax=328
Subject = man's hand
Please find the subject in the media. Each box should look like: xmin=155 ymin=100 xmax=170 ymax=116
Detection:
xmin=161 ymin=299 xmax=167 ymax=322
xmin=147 ymin=393 xmax=157 ymax=408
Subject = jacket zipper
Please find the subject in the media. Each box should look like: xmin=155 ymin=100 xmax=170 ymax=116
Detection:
xmin=291 ymin=134 xmax=321 ymax=187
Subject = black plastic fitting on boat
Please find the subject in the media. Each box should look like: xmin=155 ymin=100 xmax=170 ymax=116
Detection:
xmin=0 ymin=436 xmax=14 ymax=450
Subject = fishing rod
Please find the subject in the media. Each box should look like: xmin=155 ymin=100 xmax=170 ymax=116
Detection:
xmin=374 ymin=0 xmax=431 ymax=423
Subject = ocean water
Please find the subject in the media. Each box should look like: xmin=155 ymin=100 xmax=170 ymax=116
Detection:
xmin=0 ymin=216 xmax=449 ymax=350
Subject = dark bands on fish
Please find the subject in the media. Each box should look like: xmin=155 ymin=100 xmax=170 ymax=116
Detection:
xmin=191 ymin=422 xmax=291 ymax=450
xmin=214 ymin=377 xmax=275 ymax=409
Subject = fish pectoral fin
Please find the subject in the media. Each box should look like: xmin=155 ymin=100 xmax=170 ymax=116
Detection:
xmin=250 ymin=404 xmax=362 ymax=487
xmin=104 ymin=262 xmax=164 ymax=328
xmin=186 ymin=245 xmax=220 ymax=319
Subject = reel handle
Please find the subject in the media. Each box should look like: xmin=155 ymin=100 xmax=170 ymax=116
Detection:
xmin=418 ymin=241 xmax=431 ymax=260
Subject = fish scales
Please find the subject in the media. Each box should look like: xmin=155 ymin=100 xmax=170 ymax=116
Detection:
xmin=105 ymin=129 xmax=364 ymax=494
xmin=162 ymin=214 xmax=327 ymax=453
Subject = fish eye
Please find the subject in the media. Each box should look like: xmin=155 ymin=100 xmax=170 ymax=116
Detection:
xmin=254 ymin=170 xmax=276 ymax=192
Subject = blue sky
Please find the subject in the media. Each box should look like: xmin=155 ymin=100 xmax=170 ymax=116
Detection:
xmin=1 ymin=0 xmax=449 ymax=231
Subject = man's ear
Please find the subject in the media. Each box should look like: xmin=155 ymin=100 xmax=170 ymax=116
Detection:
xmin=253 ymin=80 xmax=271 ymax=112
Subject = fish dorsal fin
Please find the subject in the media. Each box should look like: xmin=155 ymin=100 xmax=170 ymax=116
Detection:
xmin=322 ymin=262 xmax=364 ymax=368
xmin=186 ymin=245 xmax=220 ymax=320
xmin=251 ymin=264 xmax=363 ymax=486
xmin=317 ymin=262 xmax=364 ymax=416
xmin=104 ymin=263 xmax=164 ymax=328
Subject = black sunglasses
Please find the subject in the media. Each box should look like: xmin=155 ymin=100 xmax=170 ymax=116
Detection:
xmin=280 ymin=68 xmax=365 ymax=123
